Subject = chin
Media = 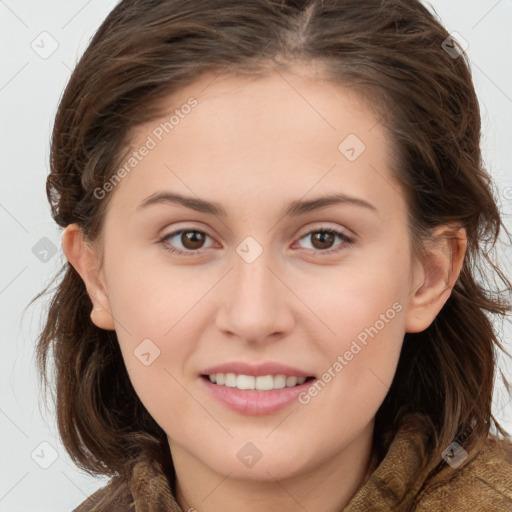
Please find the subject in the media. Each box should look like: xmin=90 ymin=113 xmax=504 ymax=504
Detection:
xmin=196 ymin=441 xmax=314 ymax=482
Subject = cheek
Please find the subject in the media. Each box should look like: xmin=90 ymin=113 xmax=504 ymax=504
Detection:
xmin=105 ymin=253 xmax=207 ymax=339
xmin=304 ymin=249 xmax=409 ymax=348
xmin=299 ymin=247 xmax=408 ymax=409
xmin=297 ymin=302 xmax=405 ymax=458
xmin=112 ymin=304 xmax=197 ymax=436
xmin=103 ymin=258 xmax=208 ymax=416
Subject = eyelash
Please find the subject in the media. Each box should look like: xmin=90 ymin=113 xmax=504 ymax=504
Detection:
xmin=159 ymin=227 xmax=354 ymax=257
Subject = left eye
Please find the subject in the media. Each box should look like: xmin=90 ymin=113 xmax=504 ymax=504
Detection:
xmin=161 ymin=230 xmax=215 ymax=255
xmin=160 ymin=228 xmax=353 ymax=256
xmin=295 ymin=228 xmax=353 ymax=255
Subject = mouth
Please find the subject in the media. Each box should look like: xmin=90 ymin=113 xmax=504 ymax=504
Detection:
xmin=201 ymin=373 xmax=316 ymax=391
xmin=199 ymin=362 xmax=318 ymax=414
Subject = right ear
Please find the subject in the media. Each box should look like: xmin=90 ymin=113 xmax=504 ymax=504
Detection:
xmin=61 ymin=224 xmax=115 ymax=330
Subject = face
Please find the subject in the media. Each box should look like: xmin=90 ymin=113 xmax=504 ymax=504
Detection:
xmin=81 ymin=66 xmax=427 ymax=481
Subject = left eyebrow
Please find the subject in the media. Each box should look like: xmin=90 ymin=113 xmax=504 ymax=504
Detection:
xmin=135 ymin=191 xmax=377 ymax=217
xmin=284 ymin=193 xmax=377 ymax=216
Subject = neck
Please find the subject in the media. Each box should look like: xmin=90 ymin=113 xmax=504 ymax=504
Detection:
xmin=171 ymin=421 xmax=376 ymax=512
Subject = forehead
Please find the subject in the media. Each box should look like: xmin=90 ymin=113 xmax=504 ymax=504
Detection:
xmin=107 ymin=66 xmax=403 ymax=221
xmin=130 ymin=64 xmax=389 ymax=150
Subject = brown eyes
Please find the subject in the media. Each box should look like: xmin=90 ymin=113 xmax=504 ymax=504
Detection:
xmin=160 ymin=227 xmax=353 ymax=257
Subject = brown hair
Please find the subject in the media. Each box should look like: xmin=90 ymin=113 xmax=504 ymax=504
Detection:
xmin=33 ymin=0 xmax=511 ymax=502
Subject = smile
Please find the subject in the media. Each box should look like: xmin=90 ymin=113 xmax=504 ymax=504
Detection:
xmin=205 ymin=373 xmax=312 ymax=391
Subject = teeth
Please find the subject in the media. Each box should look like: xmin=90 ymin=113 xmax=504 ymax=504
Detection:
xmin=286 ymin=376 xmax=297 ymax=387
xmin=274 ymin=375 xmax=286 ymax=389
xmin=225 ymin=373 xmax=237 ymax=387
xmin=207 ymin=373 xmax=309 ymax=390
xmin=237 ymin=374 xmax=255 ymax=390
xmin=256 ymin=375 xmax=274 ymax=391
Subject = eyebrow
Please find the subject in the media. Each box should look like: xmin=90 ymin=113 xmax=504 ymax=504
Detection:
xmin=136 ymin=191 xmax=377 ymax=217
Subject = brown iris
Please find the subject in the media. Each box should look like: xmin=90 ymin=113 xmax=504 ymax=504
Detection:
xmin=176 ymin=229 xmax=338 ymax=252
xmin=310 ymin=231 xmax=335 ymax=250
xmin=180 ymin=231 xmax=206 ymax=250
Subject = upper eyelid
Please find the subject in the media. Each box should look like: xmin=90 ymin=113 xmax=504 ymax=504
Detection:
xmin=161 ymin=222 xmax=353 ymax=239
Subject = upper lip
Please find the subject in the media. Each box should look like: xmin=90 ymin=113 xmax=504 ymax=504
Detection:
xmin=201 ymin=361 xmax=314 ymax=378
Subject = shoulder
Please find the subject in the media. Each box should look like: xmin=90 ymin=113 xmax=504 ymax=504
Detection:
xmin=71 ymin=453 xmax=179 ymax=511
xmin=72 ymin=475 xmax=134 ymax=512
xmin=415 ymin=436 xmax=512 ymax=511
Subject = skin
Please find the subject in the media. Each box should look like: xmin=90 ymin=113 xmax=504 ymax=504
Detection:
xmin=63 ymin=64 xmax=466 ymax=512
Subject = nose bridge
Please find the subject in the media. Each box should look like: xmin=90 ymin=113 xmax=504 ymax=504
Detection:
xmin=216 ymin=237 xmax=294 ymax=342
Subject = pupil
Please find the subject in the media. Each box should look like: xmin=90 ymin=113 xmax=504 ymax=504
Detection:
xmin=183 ymin=231 xmax=204 ymax=249
xmin=313 ymin=231 xmax=334 ymax=249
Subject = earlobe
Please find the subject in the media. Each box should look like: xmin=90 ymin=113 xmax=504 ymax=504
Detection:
xmin=61 ymin=224 xmax=116 ymax=331
xmin=404 ymin=226 xmax=467 ymax=333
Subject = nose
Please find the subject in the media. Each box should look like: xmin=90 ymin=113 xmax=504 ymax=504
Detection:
xmin=215 ymin=246 xmax=296 ymax=345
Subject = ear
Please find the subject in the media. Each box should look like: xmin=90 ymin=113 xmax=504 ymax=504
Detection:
xmin=405 ymin=225 xmax=467 ymax=333
xmin=61 ymin=224 xmax=115 ymax=330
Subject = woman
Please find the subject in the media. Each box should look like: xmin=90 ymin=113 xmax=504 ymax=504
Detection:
xmin=35 ymin=0 xmax=512 ymax=510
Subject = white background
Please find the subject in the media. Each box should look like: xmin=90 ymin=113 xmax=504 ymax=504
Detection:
xmin=1 ymin=1 xmax=511 ymax=510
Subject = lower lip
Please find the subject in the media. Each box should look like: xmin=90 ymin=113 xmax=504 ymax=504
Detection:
xmin=200 ymin=376 xmax=316 ymax=415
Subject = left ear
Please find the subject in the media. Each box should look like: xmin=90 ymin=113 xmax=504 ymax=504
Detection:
xmin=404 ymin=225 xmax=467 ymax=333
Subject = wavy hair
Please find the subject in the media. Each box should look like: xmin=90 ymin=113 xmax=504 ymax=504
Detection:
xmin=33 ymin=0 xmax=511 ymax=502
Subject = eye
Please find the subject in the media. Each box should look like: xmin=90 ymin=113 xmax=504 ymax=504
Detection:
xmin=159 ymin=226 xmax=354 ymax=256
xmin=160 ymin=229 xmax=215 ymax=256
xmin=295 ymin=228 xmax=354 ymax=256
